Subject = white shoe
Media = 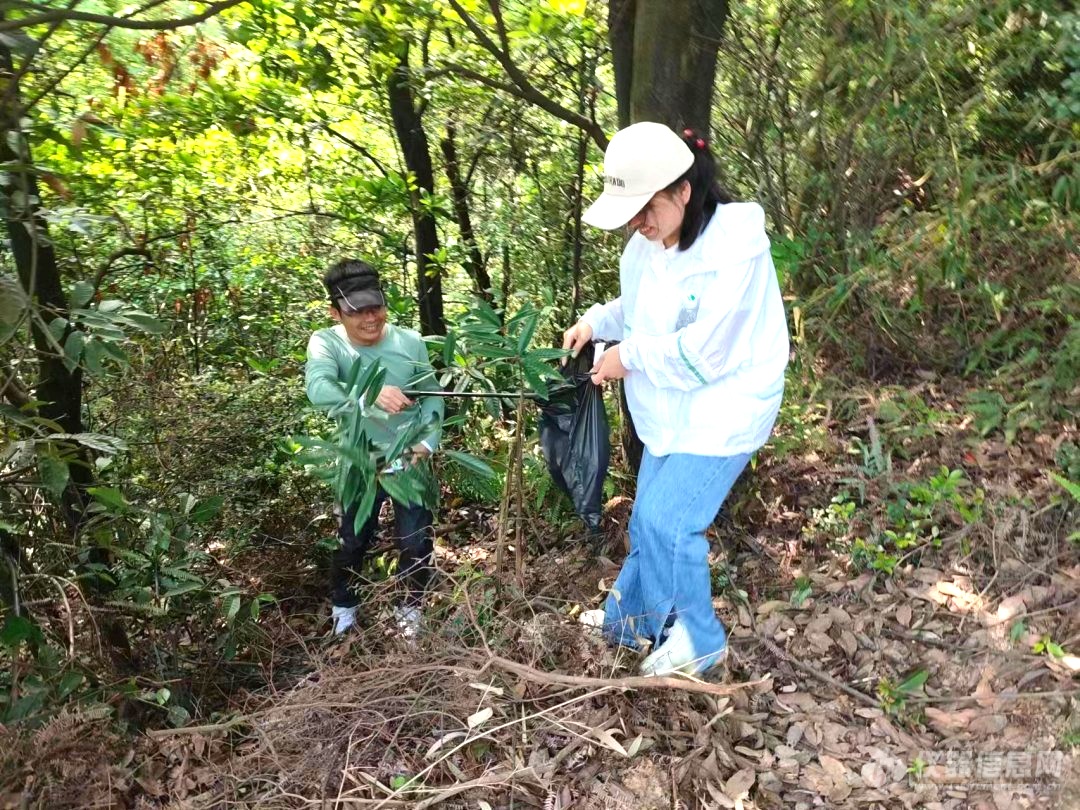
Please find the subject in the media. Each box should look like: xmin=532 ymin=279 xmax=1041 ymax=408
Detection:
xmin=639 ymin=620 xmax=726 ymax=677
xmin=394 ymin=605 xmax=422 ymax=640
xmin=332 ymin=605 xmax=357 ymax=636
xmin=579 ymin=609 xmax=605 ymax=628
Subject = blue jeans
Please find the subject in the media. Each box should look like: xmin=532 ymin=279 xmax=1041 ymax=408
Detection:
xmin=603 ymin=449 xmax=750 ymax=660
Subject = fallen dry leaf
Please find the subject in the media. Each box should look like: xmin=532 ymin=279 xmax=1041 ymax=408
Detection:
xmin=861 ymin=761 xmax=887 ymax=788
xmin=724 ymin=767 xmax=755 ymax=800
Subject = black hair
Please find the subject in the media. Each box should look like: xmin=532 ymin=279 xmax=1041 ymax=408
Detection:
xmin=665 ymin=130 xmax=735 ymax=252
xmin=322 ymin=258 xmax=380 ymax=308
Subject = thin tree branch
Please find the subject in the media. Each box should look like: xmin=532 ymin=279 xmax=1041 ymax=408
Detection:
xmin=321 ymin=123 xmax=390 ymax=177
xmin=0 ymin=0 xmax=245 ymax=32
xmin=91 ymin=247 xmax=152 ymax=290
xmin=444 ymin=0 xmax=607 ymax=149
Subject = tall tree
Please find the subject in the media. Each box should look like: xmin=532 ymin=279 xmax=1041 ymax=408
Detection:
xmin=386 ymin=42 xmax=446 ymax=335
xmin=1 ymin=27 xmax=134 ymax=669
xmin=440 ymin=122 xmax=493 ymax=303
xmin=608 ymin=0 xmax=730 ymax=133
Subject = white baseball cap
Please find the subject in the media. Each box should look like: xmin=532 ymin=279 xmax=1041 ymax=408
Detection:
xmin=582 ymin=122 xmax=694 ymax=230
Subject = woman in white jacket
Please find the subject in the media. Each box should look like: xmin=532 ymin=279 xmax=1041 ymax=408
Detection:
xmin=564 ymin=122 xmax=789 ymax=677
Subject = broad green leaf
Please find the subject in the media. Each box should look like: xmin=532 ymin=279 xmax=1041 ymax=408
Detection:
xmin=189 ymin=495 xmax=224 ymax=523
xmin=87 ymin=486 xmax=128 ymax=512
xmin=1 ymin=615 xmax=41 ymax=648
xmin=516 ymin=312 xmax=538 ymax=355
xmin=442 ymin=331 xmax=456 ymax=366
xmin=897 ymin=669 xmax=928 ymax=694
xmin=36 ymin=453 xmax=69 ymax=497
xmin=116 ymin=311 xmax=168 ymax=334
xmin=62 ymin=328 xmax=85 ymax=371
xmin=224 ymin=593 xmax=241 ymax=623
xmin=57 ymin=671 xmax=85 ymax=698
xmin=444 ymin=449 xmax=497 ymax=479
xmin=70 ymin=280 xmax=95 ymax=308
xmin=363 ymin=367 xmax=387 ymax=407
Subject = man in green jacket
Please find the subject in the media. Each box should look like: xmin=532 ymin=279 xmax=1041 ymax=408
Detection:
xmin=305 ymin=259 xmax=445 ymax=636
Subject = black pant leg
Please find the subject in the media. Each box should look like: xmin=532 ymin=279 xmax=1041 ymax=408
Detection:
xmin=392 ymin=497 xmax=434 ymax=607
xmin=330 ymin=489 xmax=387 ymax=608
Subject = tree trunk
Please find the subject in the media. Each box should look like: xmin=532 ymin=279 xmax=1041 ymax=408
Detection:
xmin=1 ymin=38 xmax=89 ymax=523
xmin=607 ymin=0 xmax=635 ymax=129
xmin=629 ymin=0 xmax=728 ymax=133
xmin=386 ymin=44 xmax=445 ymax=335
xmin=1 ymin=32 xmax=134 ymax=670
xmin=439 ymin=123 xmax=493 ymax=302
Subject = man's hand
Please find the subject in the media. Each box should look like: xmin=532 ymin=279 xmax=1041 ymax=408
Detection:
xmin=374 ymin=385 xmax=413 ymax=414
xmin=590 ymin=345 xmax=628 ymax=384
xmin=561 ymin=321 xmax=594 ymax=365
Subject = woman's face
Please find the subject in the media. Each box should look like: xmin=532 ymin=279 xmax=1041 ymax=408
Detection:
xmin=627 ymin=181 xmax=691 ymax=247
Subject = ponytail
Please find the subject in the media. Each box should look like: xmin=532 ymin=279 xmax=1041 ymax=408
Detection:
xmin=666 ymin=129 xmax=735 ymax=251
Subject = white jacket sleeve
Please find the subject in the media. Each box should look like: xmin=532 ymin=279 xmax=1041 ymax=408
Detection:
xmin=580 ymin=298 xmax=624 ymax=342
xmin=619 ymin=259 xmax=759 ymax=391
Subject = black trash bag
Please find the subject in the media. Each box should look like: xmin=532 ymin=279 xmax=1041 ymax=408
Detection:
xmin=538 ymin=345 xmax=610 ymax=534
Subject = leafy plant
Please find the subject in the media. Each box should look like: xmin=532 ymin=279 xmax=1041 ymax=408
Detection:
xmin=878 ymin=669 xmax=928 ymax=717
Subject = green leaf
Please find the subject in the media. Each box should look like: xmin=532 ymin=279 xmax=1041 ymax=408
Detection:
xmin=1 ymin=615 xmax=41 ymax=648
xmin=379 ymin=465 xmax=426 ymax=508
xmin=37 ymin=453 xmax=70 ymax=497
xmin=516 ymin=312 xmax=538 ymax=354
xmin=189 ymin=495 xmax=224 ymax=524
xmin=82 ymin=339 xmax=108 ymax=375
xmin=47 ymin=316 xmax=69 ymax=344
xmin=442 ymin=331 xmax=457 ymax=366
xmin=57 ymin=671 xmax=85 ymax=699
xmin=115 ymin=311 xmax=168 ymax=334
xmin=897 ymin=669 xmax=928 ymax=694
xmin=529 ymin=347 xmax=569 ymax=361
xmin=1049 ymin=472 xmax=1080 ymax=503
xmin=62 ymin=328 xmax=85 ymax=371
xmin=362 ymin=368 xmax=386 ymax=408
xmin=87 ymin=486 xmax=128 ymax=512
xmin=444 ymin=449 xmax=497 ymax=479
xmin=162 ymin=581 xmax=205 ymax=599
xmin=1009 ymin=620 xmax=1026 ymax=642
xmin=70 ymin=280 xmax=95 ymax=308
xmin=224 ymin=593 xmax=241 ymax=623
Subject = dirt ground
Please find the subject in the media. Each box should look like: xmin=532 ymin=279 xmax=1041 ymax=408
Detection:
xmin=3 ymin=384 xmax=1078 ymax=809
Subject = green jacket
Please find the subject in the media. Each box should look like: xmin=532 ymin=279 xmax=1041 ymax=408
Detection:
xmin=305 ymin=323 xmax=444 ymax=452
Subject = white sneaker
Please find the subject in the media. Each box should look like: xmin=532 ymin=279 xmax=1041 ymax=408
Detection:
xmin=578 ymin=609 xmax=605 ymax=628
xmin=394 ymin=605 xmax=422 ymax=640
xmin=332 ymin=605 xmax=357 ymax=636
xmin=639 ymin=619 xmax=726 ymax=677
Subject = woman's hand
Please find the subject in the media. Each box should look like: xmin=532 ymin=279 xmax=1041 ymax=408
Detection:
xmin=590 ymin=345 xmax=628 ymax=384
xmin=374 ymin=385 xmax=413 ymax=413
xmin=561 ymin=321 xmax=594 ymax=364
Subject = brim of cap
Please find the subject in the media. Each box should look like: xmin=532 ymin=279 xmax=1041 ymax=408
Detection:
xmin=338 ymin=289 xmax=385 ymax=311
xmin=581 ymin=190 xmax=654 ymax=230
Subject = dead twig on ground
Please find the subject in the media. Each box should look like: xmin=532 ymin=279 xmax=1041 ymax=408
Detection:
xmin=478 ymin=654 xmax=768 ymax=698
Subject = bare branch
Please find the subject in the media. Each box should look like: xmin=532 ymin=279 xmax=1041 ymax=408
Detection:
xmin=0 ymin=0 xmax=246 ymax=32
